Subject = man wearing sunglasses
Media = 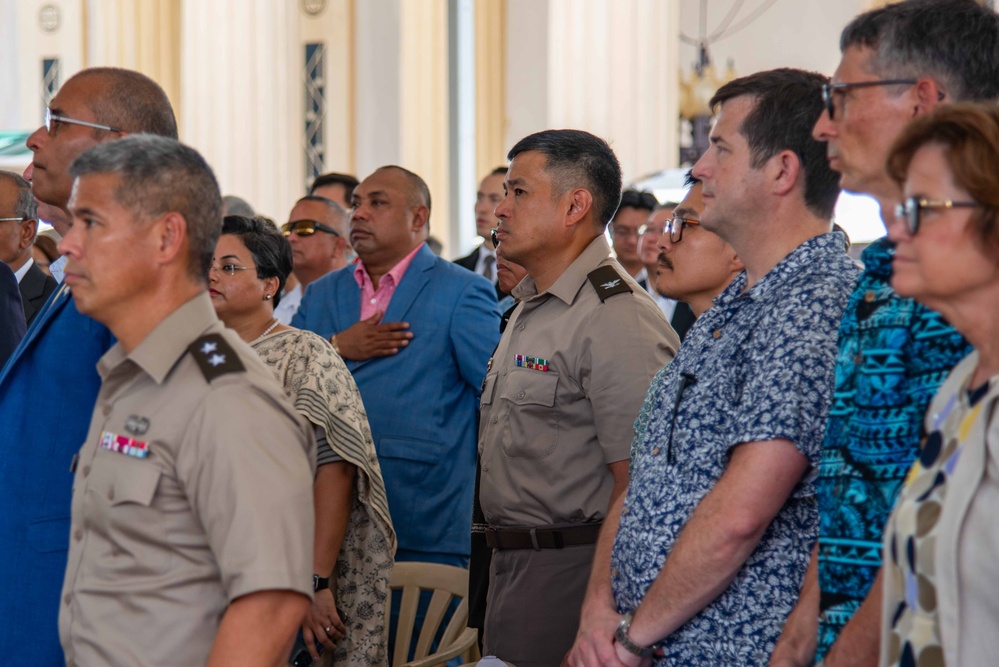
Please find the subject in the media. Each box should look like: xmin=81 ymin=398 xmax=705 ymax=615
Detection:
xmin=771 ymin=3 xmax=999 ymax=666
xmin=0 ymin=67 xmax=177 ymax=666
xmin=273 ymin=196 xmax=350 ymax=324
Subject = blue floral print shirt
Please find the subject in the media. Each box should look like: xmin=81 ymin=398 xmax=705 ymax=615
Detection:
xmin=611 ymin=231 xmax=860 ymax=666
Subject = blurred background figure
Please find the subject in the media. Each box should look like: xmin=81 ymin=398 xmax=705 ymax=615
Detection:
xmin=32 ymin=231 xmax=60 ymax=277
xmin=221 ymin=194 xmax=256 ymax=218
xmin=0 ymin=171 xmax=56 ymax=325
xmin=310 ymin=172 xmax=360 ymax=209
xmin=455 ymin=167 xmax=507 ymax=299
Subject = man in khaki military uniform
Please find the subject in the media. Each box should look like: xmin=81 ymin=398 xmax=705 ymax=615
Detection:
xmin=478 ymin=129 xmax=678 ymax=666
xmin=57 ymin=135 xmax=316 ymax=667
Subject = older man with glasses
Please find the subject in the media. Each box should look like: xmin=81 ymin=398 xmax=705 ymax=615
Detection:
xmin=273 ymin=195 xmax=350 ymax=324
xmin=769 ymin=2 xmax=999 ymax=666
xmin=0 ymin=66 xmax=178 ymax=667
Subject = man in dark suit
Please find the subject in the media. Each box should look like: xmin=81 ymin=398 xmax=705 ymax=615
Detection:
xmin=0 ymin=262 xmax=25 ymax=368
xmin=293 ymin=165 xmax=500 ymax=566
xmin=455 ymin=167 xmax=507 ymax=300
xmin=0 ymin=172 xmax=57 ymax=325
xmin=0 ymin=67 xmax=177 ymax=667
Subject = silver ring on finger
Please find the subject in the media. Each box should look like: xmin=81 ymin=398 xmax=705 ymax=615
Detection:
xmin=325 ymin=625 xmax=333 ymax=634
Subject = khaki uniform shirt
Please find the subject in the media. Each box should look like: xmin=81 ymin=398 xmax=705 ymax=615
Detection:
xmin=59 ymin=293 xmax=316 ymax=667
xmin=478 ymin=236 xmax=678 ymax=527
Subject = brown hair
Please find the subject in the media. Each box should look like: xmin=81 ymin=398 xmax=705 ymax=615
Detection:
xmin=887 ymin=102 xmax=999 ymax=252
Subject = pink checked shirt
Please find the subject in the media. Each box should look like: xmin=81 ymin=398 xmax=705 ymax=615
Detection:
xmin=353 ymin=243 xmax=425 ymax=320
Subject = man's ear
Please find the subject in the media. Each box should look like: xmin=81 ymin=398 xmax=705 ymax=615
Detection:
xmin=155 ymin=212 xmax=188 ymax=265
xmin=410 ymin=205 xmax=430 ymax=232
xmin=768 ymin=150 xmax=800 ymax=198
xmin=564 ymin=188 xmax=594 ymax=228
xmin=20 ymin=219 xmax=38 ymax=251
xmin=913 ymin=77 xmax=945 ymax=117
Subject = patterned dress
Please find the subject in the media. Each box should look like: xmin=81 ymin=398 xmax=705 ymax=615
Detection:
xmin=611 ymin=232 xmax=860 ymax=665
xmin=880 ymin=353 xmax=997 ymax=667
xmin=815 ymin=239 xmax=970 ymax=659
xmin=254 ymin=329 xmax=396 ymax=667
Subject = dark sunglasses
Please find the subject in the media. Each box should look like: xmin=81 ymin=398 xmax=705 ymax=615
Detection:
xmin=281 ymin=219 xmax=341 ymax=237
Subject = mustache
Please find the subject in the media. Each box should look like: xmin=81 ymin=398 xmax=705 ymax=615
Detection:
xmin=657 ymin=252 xmax=674 ymax=270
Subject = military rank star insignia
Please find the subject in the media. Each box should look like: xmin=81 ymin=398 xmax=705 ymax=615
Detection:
xmin=188 ymin=333 xmax=246 ymax=381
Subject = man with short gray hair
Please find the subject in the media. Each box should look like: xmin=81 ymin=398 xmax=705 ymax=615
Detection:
xmin=58 ymin=134 xmax=315 ymax=667
xmin=772 ymin=2 xmax=999 ymax=665
xmin=0 ymin=171 xmax=56 ymax=325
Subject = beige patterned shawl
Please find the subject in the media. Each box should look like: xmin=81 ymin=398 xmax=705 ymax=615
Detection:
xmin=254 ymin=329 xmax=395 ymax=667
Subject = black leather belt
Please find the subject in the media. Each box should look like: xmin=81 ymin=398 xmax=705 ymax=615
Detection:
xmin=484 ymin=523 xmax=602 ymax=550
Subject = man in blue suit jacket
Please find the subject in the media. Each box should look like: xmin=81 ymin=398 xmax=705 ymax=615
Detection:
xmin=294 ymin=165 xmax=500 ymax=565
xmin=0 ymin=67 xmax=177 ymax=665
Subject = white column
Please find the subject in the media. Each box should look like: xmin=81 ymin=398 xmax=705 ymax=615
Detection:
xmin=180 ymin=0 xmax=300 ymax=221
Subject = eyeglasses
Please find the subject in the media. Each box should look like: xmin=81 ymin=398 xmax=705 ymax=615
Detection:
xmin=610 ymin=224 xmax=641 ymax=239
xmin=44 ymin=107 xmax=122 ymax=135
xmin=665 ymin=216 xmax=700 ymax=244
xmin=637 ymin=224 xmax=663 ymax=237
xmin=821 ymin=79 xmax=918 ymax=120
xmin=211 ymin=261 xmax=254 ymax=277
xmin=491 ymin=228 xmax=499 ymax=247
xmin=281 ymin=219 xmax=341 ymax=237
xmin=894 ymin=197 xmax=979 ymax=235
xmin=0 ymin=217 xmax=27 ymax=222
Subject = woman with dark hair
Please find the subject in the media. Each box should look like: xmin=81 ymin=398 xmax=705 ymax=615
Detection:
xmin=879 ymin=103 xmax=999 ymax=667
xmin=32 ymin=234 xmax=59 ymax=277
xmin=211 ymin=216 xmax=395 ymax=666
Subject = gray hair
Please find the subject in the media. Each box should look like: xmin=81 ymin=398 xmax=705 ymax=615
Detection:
xmin=69 ymin=135 xmax=221 ymax=283
xmin=0 ymin=171 xmax=38 ymax=221
xmin=841 ymin=0 xmax=999 ymax=103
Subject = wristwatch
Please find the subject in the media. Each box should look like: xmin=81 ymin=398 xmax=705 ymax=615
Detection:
xmin=313 ymin=575 xmax=330 ymax=592
xmin=614 ymin=613 xmax=661 ymax=658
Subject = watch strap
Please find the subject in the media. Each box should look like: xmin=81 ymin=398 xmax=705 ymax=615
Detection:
xmin=313 ymin=574 xmax=330 ymax=592
xmin=615 ymin=613 xmax=658 ymax=658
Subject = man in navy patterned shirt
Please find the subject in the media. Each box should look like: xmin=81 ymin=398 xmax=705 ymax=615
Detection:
xmin=770 ymin=3 xmax=998 ymax=666
xmin=567 ymin=69 xmax=859 ymax=667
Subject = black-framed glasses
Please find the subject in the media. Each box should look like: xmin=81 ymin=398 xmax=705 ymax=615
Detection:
xmin=665 ymin=216 xmax=700 ymax=244
xmin=490 ymin=228 xmax=499 ymax=247
xmin=821 ymin=79 xmax=918 ymax=120
xmin=210 ymin=261 xmax=254 ymax=277
xmin=44 ymin=107 xmax=122 ymax=135
xmin=894 ymin=197 xmax=979 ymax=235
xmin=281 ymin=219 xmax=341 ymax=238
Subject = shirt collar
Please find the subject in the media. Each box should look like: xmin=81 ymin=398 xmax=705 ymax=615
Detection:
xmin=513 ymin=235 xmax=612 ymax=305
xmin=859 ymin=236 xmax=892 ymax=279
xmin=353 ymin=242 xmax=425 ymax=290
xmin=13 ymin=256 xmax=33 ymax=283
xmin=714 ymin=230 xmax=849 ymax=306
xmin=98 ymin=291 xmax=220 ymax=385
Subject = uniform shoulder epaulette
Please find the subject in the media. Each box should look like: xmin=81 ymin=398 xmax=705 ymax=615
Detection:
xmin=587 ymin=265 xmax=633 ymax=302
xmin=187 ymin=333 xmax=246 ymax=382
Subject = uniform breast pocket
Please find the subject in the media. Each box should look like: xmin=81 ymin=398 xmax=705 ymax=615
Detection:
xmin=501 ymin=370 xmax=560 ymax=460
xmin=91 ymin=459 xmax=169 ymax=577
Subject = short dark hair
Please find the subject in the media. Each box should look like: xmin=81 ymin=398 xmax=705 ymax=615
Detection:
xmin=309 ymin=172 xmax=359 ymax=198
xmin=616 ymin=190 xmax=659 ymax=216
xmin=507 ymin=129 xmax=623 ymax=227
xmin=0 ymin=171 xmax=38 ymax=221
xmin=377 ymin=165 xmax=432 ymax=212
xmin=841 ymin=0 xmax=999 ymax=103
xmin=70 ymin=135 xmax=222 ymax=283
xmin=75 ymin=68 xmax=178 ymax=139
xmin=710 ymin=68 xmax=840 ymax=219
xmin=490 ymin=166 xmax=509 ymax=177
xmin=887 ymin=102 xmax=999 ymax=252
xmin=221 ymin=216 xmax=294 ymax=305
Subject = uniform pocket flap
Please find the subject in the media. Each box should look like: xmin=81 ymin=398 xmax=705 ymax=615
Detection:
xmin=111 ymin=463 xmax=161 ymax=507
xmin=378 ymin=437 xmax=444 ymax=465
xmin=503 ymin=370 xmax=558 ymax=407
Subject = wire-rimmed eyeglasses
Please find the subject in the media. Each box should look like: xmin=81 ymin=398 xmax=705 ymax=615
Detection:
xmin=45 ymin=107 xmax=122 ymax=135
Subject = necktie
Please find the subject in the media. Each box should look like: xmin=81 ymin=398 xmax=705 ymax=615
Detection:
xmin=482 ymin=254 xmax=496 ymax=283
